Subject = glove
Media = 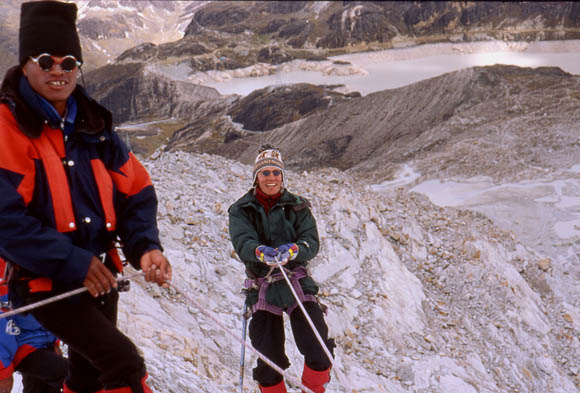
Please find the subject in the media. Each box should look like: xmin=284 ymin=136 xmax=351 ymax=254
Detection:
xmin=255 ymin=245 xmax=278 ymax=264
xmin=277 ymin=243 xmax=299 ymax=263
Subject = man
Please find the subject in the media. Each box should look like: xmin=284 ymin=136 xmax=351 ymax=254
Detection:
xmin=0 ymin=258 xmax=68 ymax=393
xmin=0 ymin=1 xmax=172 ymax=392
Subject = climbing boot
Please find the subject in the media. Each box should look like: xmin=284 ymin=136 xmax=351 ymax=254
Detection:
xmin=301 ymin=364 xmax=330 ymax=393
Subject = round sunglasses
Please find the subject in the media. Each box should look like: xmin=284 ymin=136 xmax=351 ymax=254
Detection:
xmin=29 ymin=53 xmax=81 ymax=73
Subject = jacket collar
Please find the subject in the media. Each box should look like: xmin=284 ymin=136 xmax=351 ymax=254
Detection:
xmin=0 ymin=65 xmax=112 ymax=138
xmin=237 ymin=188 xmax=300 ymax=209
xmin=18 ymin=74 xmax=78 ymax=135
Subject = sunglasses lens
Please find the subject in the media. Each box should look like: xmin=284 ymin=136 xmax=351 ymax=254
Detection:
xmin=60 ymin=57 xmax=78 ymax=71
xmin=37 ymin=55 xmax=54 ymax=71
xmin=33 ymin=54 xmax=79 ymax=72
xmin=261 ymin=170 xmax=281 ymax=177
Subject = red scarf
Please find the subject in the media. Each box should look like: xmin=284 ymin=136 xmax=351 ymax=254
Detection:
xmin=255 ymin=187 xmax=282 ymax=214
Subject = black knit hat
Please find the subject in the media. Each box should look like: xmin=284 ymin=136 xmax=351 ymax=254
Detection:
xmin=19 ymin=1 xmax=83 ymax=65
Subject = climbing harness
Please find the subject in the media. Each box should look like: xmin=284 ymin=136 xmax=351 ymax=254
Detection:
xmin=244 ymin=265 xmax=317 ymax=315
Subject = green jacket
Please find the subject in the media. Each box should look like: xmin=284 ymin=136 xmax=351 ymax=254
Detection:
xmin=228 ymin=188 xmax=320 ymax=309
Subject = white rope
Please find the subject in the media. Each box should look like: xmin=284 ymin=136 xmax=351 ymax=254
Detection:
xmin=275 ymin=261 xmax=354 ymax=392
xmin=0 ymin=270 xmax=330 ymax=392
xmin=0 ymin=272 xmax=144 ymax=319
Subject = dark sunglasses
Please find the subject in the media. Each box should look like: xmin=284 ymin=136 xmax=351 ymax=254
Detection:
xmin=260 ymin=170 xmax=281 ymax=177
xmin=30 ymin=53 xmax=81 ymax=72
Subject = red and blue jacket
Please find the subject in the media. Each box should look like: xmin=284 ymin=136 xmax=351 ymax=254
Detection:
xmin=0 ymin=257 xmax=59 ymax=380
xmin=0 ymin=66 xmax=162 ymax=298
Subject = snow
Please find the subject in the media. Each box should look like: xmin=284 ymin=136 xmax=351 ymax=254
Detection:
xmin=410 ymin=175 xmax=580 ymax=242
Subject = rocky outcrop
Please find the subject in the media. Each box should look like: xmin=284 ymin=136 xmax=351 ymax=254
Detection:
xmin=163 ymin=82 xmax=361 ymax=157
xmin=318 ymin=2 xmax=580 ymax=48
xmin=86 ymin=63 xmax=222 ymax=124
xmin=117 ymin=39 xmax=210 ymax=64
xmin=227 ymin=83 xmax=359 ymax=132
xmin=175 ymin=1 xmax=580 ymax=67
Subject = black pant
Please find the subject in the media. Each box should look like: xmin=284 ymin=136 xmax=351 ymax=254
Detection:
xmin=33 ymin=290 xmax=146 ymax=392
xmin=15 ymin=347 xmax=68 ymax=393
xmin=249 ymin=302 xmax=335 ymax=387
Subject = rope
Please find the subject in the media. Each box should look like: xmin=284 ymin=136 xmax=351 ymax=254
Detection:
xmin=168 ymin=279 xmax=316 ymax=393
xmin=0 ymin=272 xmax=144 ymax=319
xmin=0 ymin=270 xmax=332 ymax=392
xmin=275 ymin=262 xmax=354 ymax=392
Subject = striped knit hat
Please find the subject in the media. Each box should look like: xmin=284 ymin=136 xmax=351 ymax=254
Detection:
xmin=252 ymin=144 xmax=285 ymax=187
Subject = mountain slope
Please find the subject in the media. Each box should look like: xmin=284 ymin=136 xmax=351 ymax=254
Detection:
xmin=108 ymin=150 xmax=580 ymax=392
xmin=0 ymin=0 xmax=200 ymax=75
xmin=210 ymin=64 xmax=580 ymax=184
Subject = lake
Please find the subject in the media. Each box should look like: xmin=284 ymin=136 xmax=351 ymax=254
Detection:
xmin=194 ymin=39 xmax=580 ymax=96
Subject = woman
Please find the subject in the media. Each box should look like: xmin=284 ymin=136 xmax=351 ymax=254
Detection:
xmin=228 ymin=144 xmax=334 ymax=393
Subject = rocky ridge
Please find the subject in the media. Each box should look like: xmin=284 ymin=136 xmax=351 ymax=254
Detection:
xmin=163 ymin=64 xmax=580 ymax=184
xmin=117 ymin=1 xmax=580 ymax=72
xmin=111 ymin=150 xmax=579 ymax=393
xmin=3 ymin=2 xmax=580 ymax=77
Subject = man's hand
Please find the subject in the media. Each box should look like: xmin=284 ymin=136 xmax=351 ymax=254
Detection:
xmin=140 ymin=249 xmax=172 ymax=288
xmin=0 ymin=375 xmax=14 ymax=393
xmin=83 ymin=256 xmax=117 ymax=297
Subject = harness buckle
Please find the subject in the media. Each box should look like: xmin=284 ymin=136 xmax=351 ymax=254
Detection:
xmin=5 ymin=320 xmax=20 ymax=335
xmin=117 ymin=278 xmax=131 ymax=292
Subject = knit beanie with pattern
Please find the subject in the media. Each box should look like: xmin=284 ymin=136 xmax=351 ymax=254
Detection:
xmin=252 ymin=144 xmax=285 ymax=187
